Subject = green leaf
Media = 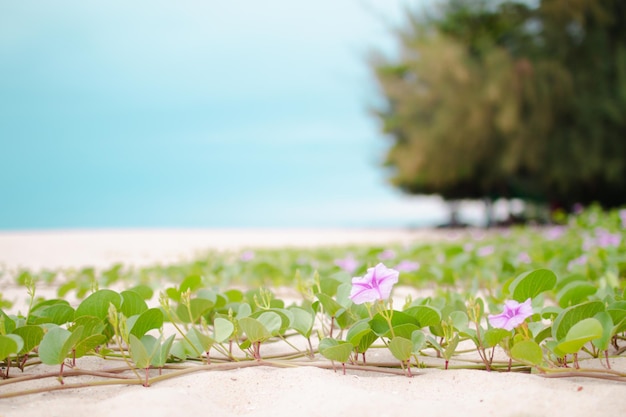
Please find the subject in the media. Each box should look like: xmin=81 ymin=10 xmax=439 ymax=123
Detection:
xmin=390 ymin=323 xmax=420 ymax=340
xmin=443 ymin=334 xmax=459 ymax=360
xmin=129 ymin=308 xmax=164 ymax=339
xmin=404 ymin=305 xmax=442 ymax=328
xmin=12 ymin=325 xmax=44 ymax=355
xmin=184 ymin=327 xmax=214 ymax=357
xmin=170 ymin=340 xmax=187 ymax=361
xmin=288 ymin=307 xmax=314 ymax=338
xmin=127 ymin=284 xmax=154 ymax=300
xmin=346 ymin=320 xmax=377 ymax=353
xmin=74 ymin=334 xmax=107 ymax=358
xmin=129 ymin=334 xmax=153 ymax=368
xmin=214 ymin=317 xmax=235 ymax=343
xmin=556 ymin=282 xmax=597 ymax=308
xmin=151 ymin=334 xmax=176 ymax=367
xmin=591 ymin=312 xmax=613 ymax=351
xmin=556 ymin=318 xmax=603 ymax=354
xmin=509 ymin=269 xmax=557 ymax=302
xmin=510 ymin=340 xmax=543 ymax=366
xmin=0 ymin=335 xmax=22 ymax=360
xmin=176 ymin=298 xmax=214 ymax=323
xmin=257 ymin=312 xmax=282 ymax=336
xmin=120 ymin=290 xmax=149 ymax=317
xmin=318 ymin=277 xmax=343 ymax=297
xmin=449 ymin=311 xmax=469 ymax=331
xmin=0 ymin=309 xmax=16 ymax=334
xmin=75 ymin=290 xmax=122 ymax=320
xmin=552 ymin=301 xmax=605 ymax=341
xmin=370 ymin=310 xmax=418 ymax=337
xmin=180 ymin=275 xmax=203 ymax=293
xmin=411 ymin=330 xmax=427 ymax=353
xmin=389 ymin=337 xmax=413 ymax=361
xmin=29 ymin=302 xmax=75 ymax=325
xmin=224 ymin=289 xmax=243 ymax=303
xmin=39 ymin=326 xmax=83 ymax=365
xmin=315 ymin=293 xmax=345 ymax=317
xmin=238 ymin=317 xmax=271 ymax=343
xmin=318 ymin=338 xmax=353 ymax=363
xmin=483 ymin=328 xmax=511 ymax=348
xmin=237 ymin=303 xmax=252 ymax=318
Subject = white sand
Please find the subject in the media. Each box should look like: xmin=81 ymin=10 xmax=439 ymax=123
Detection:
xmin=1 ymin=229 xmax=625 ymax=417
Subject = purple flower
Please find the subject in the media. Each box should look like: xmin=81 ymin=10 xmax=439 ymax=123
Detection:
xmin=378 ymin=249 xmax=396 ymax=260
xmin=240 ymin=250 xmax=255 ymax=262
xmin=572 ymin=203 xmax=584 ymax=214
xmin=517 ymin=252 xmax=531 ymax=264
xmin=543 ymin=226 xmax=566 ymax=240
xmin=488 ymin=299 xmax=533 ymax=331
xmin=594 ymin=228 xmax=621 ymax=248
xmin=335 ymin=255 xmax=359 ymax=274
xmin=567 ymin=254 xmax=588 ymax=271
xmin=477 ymin=245 xmax=495 ymax=257
xmin=349 ymin=263 xmax=399 ymax=304
xmin=395 ymin=260 xmax=420 ymax=273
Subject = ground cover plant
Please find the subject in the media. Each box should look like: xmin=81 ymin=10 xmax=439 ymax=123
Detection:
xmin=1 ymin=206 xmax=626 ymax=397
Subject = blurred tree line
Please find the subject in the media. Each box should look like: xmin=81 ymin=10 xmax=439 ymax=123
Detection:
xmin=371 ymin=0 xmax=626 ymax=225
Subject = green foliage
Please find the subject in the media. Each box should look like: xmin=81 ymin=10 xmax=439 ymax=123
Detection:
xmin=318 ymin=338 xmax=353 ymax=363
xmin=1 ymin=208 xmax=626 ymax=387
xmin=0 ymin=334 xmax=22 ymax=361
xmin=552 ymin=301 xmax=605 ymax=341
xmin=509 ymin=269 xmax=557 ymax=302
xmin=127 ymin=308 xmax=164 ymax=339
xmin=75 ymin=290 xmax=122 ymax=320
xmin=38 ymin=326 xmax=84 ymax=365
xmin=556 ymin=318 xmax=603 ymax=354
xmin=371 ymin=0 xmax=626 ymax=211
xmin=11 ymin=325 xmax=43 ymax=355
xmin=511 ymin=340 xmax=543 ymax=366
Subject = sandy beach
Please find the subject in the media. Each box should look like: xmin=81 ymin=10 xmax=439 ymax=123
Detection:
xmin=1 ymin=229 xmax=625 ymax=417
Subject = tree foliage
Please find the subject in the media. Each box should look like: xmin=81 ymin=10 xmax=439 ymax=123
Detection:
xmin=372 ymin=0 xmax=626 ymax=210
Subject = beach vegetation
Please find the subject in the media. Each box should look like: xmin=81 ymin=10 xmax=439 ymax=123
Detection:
xmin=1 ymin=206 xmax=626 ymax=395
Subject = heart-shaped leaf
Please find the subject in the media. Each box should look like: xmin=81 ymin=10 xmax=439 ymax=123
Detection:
xmin=510 ymin=340 xmax=543 ymax=366
xmin=509 ymin=269 xmax=557 ymax=302
xmin=556 ymin=318 xmax=603 ymax=354
xmin=75 ymin=290 xmax=122 ymax=320
xmin=318 ymin=338 xmax=353 ymax=363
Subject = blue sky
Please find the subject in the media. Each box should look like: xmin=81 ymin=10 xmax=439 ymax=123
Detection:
xmin=0 ymin=0 xmax=453 ymax=229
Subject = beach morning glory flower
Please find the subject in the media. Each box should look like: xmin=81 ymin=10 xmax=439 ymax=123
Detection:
xmin=240 ymin=250 xmax=255 ymax=262
xmin=335 ymin=254 xmax=359 ymax=274
xmin=477 ymin=245 xmax=495 ymax=257
xmin=395 ymin=260 xmax=420 ymax=272
xmin=488 ymin=298 xmax=533 ymax=331
xmin=349 ymin=263 xmax=399 ymax=304
xmin=567 ymin=254 xmax=588 ymax=271
xmin=517 ymin=252 xmax=531 ymax=264
xmin=594 ymin=228 xmax=621 ymax=248
xmin=378 ymin=249 xmax=396 ymax=260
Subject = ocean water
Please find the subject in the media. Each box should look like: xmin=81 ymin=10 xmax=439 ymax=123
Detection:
xmin=0 ymin=0 xmax=453 ymax=230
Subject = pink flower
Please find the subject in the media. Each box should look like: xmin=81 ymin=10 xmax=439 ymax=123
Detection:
xmin=517 ymin=252 xmax=531 ymax=264
xmin=349 ymin=263 xmax=399 ymax=304
xmin=477 ymin=245 xmax=495 ymax=257
xmin=395 ymin=260 xmax=420 ymax=272
xmin=544 ymin=226 xmax=566 ymax=240
xmin=595 ymin=228 xmax=621 ymax=248
xmin=334 ymin=254 xmax=359 ymax=274
xmin=488 ymin=299 xmax=533 ymax=331
xmin=240 ymin=251 xmax=255 ymax=262
xmin=378 ymin=249 xmax=396 ymax=260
